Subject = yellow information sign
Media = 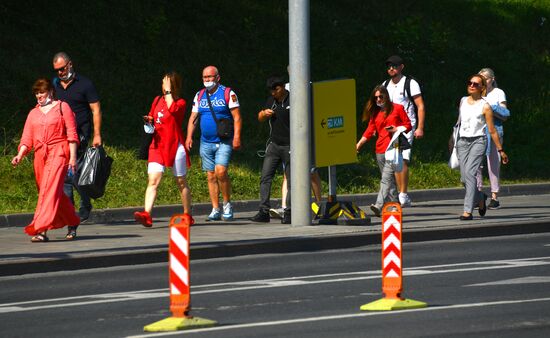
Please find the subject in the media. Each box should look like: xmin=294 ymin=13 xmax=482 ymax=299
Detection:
xmin=312 ymin=79 xmax=357 ymax=167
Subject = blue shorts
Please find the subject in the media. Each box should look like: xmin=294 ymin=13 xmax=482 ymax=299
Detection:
xmin=199 ymin=140 xmax=233 ymax=171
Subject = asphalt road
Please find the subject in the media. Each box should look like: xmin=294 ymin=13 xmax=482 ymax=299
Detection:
xmin=1 ymin=233 xmax=550 ymax=337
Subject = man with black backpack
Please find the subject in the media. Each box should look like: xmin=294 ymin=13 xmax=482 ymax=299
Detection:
xmin=382 ymin=55 xmax=425 ymax=207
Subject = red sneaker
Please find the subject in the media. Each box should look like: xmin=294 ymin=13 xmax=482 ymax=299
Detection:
xmin=182 ymin=213 xmax=195 ymax=226
xmin=134 ymin=211 xmax=153 ymax=227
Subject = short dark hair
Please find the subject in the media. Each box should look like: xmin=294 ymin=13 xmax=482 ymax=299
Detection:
xmin=266 ymin=76 xmax=285 ymax=89
xmin=53 ymin=52 xmax=71 ymax=64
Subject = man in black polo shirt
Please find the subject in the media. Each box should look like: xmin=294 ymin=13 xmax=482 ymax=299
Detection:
xmin=249 ymin=76 xmax=291 ymax=224
xmin=53 ymin=52 xmax=103 ymax=238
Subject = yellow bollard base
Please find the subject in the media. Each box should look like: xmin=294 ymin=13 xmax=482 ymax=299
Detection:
xmin=144 ymin=316 xmax=217 ymax=332
xmin=360 ymin=298 xmax=427 ymax=311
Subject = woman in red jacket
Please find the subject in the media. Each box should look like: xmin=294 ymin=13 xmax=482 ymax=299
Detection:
xmin=356 ymin=85 xmax=411 ymax=217
xmin=12 ymin=78 xmax=80 ymax=242
xmin=134 ymin=72 xmax=193 ymax=227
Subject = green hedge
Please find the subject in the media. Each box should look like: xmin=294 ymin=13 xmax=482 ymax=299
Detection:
xmin=1 ymin=0 xmax=548 ymax=214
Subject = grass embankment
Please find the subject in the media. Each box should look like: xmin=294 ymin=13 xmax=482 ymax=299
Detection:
xmin=1 ymin=0 xmax=548 ymax=214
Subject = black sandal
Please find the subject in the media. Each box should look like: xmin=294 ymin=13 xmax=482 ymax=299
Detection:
xmin=65 ymin=226 xmax=77 ymax=240
xmin=478 ymin=193 xmax=488 ymax=217
xmin=31 ymin=233 xmax=49 ymax=242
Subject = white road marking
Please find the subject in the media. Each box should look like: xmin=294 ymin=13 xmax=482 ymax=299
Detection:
xmin=0 ymin=289 xmax=168 ymax=313
xmin=1 ymin=256 xmax=550 ymax=314
xmin=467 ymin=276 xmax=550 ymax=286
xmin=127 ymin=297 xmax=550 ymax=337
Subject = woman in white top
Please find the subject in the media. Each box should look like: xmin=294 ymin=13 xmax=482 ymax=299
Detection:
xmin=457 ymin=74 xmax=509 ymax=220
xmin=475 ymin=68 xmax=510 ymax=209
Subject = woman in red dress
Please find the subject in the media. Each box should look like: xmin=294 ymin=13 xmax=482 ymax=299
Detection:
xmin=12 ymin=78 xmax=80 ymax=242
xmin=134 ymin=72 xmax=193 ymax=227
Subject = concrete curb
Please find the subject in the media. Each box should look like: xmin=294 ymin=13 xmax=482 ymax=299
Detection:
xmin=1 ymin=183 xmax=549 ymax=227
xmin=2 ymin=218 xmax=549 ymax=277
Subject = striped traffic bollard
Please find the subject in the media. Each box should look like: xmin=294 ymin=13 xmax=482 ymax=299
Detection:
xmin=360 ymin=202 xmax=427 ymax=311
xmin=144 ymin=214 xmax=217 ymax=332
xmin=169 ymin=213 xmax=191 ymax=317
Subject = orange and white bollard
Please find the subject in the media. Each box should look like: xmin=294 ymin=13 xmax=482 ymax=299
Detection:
xmin=169 ymin=214 xmax=191 ymax=317
xmin=360 ymin=202 xmax=427 ymax=311
xmin=144 ymin=214 xmax=216 ymax=332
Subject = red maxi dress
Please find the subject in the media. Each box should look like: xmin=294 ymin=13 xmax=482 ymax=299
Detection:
xmin=18 ymin=101 xmax=80 ymax=236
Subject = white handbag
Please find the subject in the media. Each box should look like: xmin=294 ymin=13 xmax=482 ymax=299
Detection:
xmin=449 ymin=146 xmax=459 ymax=169
xmin=448 ymin=113 xmax=461 ymax=169
xmin=385 ymin=126 xmax=407 ymax=173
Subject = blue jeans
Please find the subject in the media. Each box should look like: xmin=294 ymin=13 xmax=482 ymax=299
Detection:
xmin=199 ymin=140 xmax=233 ymax=171
xmin=66 ymin=124 xmax=92 ymax=217
xmin=64 ymin=175 xmax=92 ymax=214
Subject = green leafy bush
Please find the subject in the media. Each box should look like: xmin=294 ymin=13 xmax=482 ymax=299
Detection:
xmin=1 ymin=0 xmax=548 ymax=214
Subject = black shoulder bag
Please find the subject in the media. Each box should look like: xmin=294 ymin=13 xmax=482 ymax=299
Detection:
xmin=205 ymin=90 xmax=234 ymax=139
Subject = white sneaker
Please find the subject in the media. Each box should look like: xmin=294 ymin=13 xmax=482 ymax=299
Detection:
xmin=399 ymin=193 xmax=412 ymax=207
xmin=269 ymin=208 xmax=284 ymax=219
xmin=222 ymin=202 xmax=233 ymax=221
xmin=207 ymin=208 xmax=221 ymax=221
xmin=370 ymin=204 xmax=381 ymax=217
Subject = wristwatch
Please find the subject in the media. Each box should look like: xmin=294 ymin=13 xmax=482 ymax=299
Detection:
xmin=164 ymin=91 xmax=172 ymax=95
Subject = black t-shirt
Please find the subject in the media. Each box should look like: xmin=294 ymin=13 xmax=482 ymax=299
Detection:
xmin=54 ymin=74 xmax=99 ymax=127
xmin=264 ymin=91 xmax=290 ymax=146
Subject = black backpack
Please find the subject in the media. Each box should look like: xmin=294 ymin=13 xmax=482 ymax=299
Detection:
xmin=383 ymin=76 xmax=422 ymax=120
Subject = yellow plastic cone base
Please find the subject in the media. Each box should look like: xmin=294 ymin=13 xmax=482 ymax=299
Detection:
xmin=360 ymin=298 xmax=427 ymax=311
xmin=144 ymin=316 xmax=217 ymax=332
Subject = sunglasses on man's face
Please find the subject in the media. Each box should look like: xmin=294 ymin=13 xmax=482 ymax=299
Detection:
xmin=54 ymin=63 xmax=70 ymax=73
xmin=387 ymin=63 xmax=401 ymax=70
xmin=467 ymin=81 xmax=482 ymax=88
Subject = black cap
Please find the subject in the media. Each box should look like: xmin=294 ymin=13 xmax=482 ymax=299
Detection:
xmin=386 ymin=55 xmax=404 ymax=65
xmin=266 ymin=76 xmax=285 ymax=89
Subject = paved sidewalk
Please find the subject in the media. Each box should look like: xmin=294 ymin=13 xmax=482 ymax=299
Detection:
xmin=1 ymin=183 xmax=549 ymax=276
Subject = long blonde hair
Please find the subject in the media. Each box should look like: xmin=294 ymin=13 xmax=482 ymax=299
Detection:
xmin=469 ymin=74 xmax=487 ymax=97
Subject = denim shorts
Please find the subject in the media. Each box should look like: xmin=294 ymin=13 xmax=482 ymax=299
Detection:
xmin=199 ymin=140 xmax=233 ymax=171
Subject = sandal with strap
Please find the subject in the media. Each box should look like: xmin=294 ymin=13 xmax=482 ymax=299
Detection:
xmin=31 ymin=233 xmax=49 ymax=243
xmin=65 ymin=226 xmax=77 ymax=240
